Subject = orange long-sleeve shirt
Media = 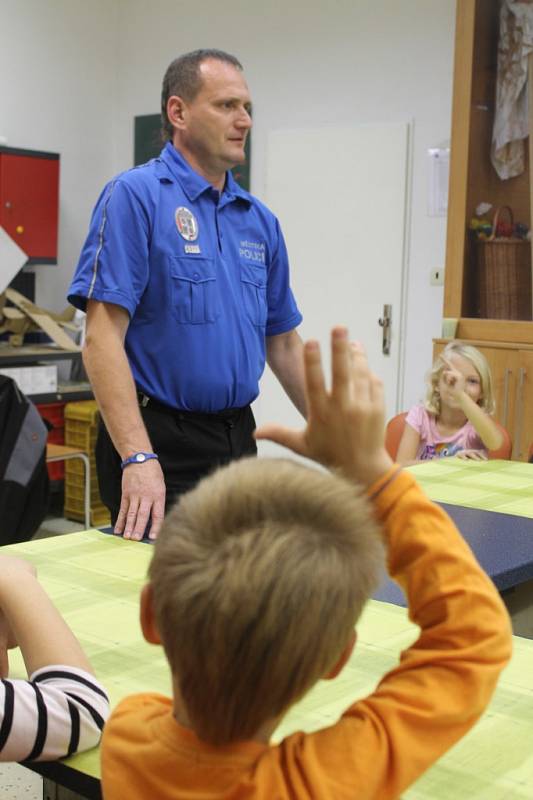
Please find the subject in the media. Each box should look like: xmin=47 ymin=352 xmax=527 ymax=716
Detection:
xmin=101 ymin=468 xmax=512 ymax=799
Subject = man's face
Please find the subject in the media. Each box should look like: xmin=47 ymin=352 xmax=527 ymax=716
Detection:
xmin=172 ymin=59 xmax=252 ymax=178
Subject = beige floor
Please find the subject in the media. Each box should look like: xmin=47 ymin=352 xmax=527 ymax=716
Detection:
xmin=0 ymin=762 xmax=42 ymax=799
xmin=33 ymin=516 xmax=85 ymax=539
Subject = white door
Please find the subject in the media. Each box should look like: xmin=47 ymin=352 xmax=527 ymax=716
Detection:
xmin=254 ymin=122 xmax=409 ymax=457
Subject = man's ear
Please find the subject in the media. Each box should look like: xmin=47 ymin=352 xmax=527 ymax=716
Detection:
xmin=167 ymin=95 xmax=187 ymax=131
xmin=323 ymin=630 xmax=357 ymax=681
xmin=140 ymin=583 xmax=161 ymax=645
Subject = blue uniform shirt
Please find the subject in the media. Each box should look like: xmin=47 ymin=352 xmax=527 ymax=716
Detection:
xmin=68 ymin=143 xmax=302 ymax=412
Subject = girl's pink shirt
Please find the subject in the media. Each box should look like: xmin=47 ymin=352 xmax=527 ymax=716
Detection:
xmin=405 ymin=404 xmax=485 ymax=461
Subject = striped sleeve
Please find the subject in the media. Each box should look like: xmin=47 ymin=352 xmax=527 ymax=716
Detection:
xmin=0 ymin=665 xmax=109 ymax=762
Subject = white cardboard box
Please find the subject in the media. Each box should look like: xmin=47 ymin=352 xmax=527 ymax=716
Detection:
xmin=0 ymin=364 xmax=58 ymax=395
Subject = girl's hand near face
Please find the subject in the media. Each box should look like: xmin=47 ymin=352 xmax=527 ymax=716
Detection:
xmin=441 ymin=358 xmax=467 ymax=400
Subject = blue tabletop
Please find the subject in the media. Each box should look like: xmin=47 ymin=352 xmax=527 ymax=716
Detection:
xmin=374 ymin=502 xmax=533 ymax=606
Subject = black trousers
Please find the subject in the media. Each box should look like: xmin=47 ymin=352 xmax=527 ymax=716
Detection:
xmin=96 ymin=399 xmax=257 ymax=525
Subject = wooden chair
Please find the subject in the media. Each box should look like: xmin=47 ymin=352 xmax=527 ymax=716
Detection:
xmin=488 ymin=421 xmax=512 ymax=460
xmin=384 ymin=412 xmax=512 ymax=461
xmin=46 ymin=444 xmax=91 ymax=529
xmin=385 ymin=412 xmax=408 ymax=460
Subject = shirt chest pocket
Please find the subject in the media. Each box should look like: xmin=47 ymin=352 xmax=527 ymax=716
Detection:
xmin=241 ymin=262 xmax=267 ymax=327
xmin=169 ymin=257 xmax=219 ymax=324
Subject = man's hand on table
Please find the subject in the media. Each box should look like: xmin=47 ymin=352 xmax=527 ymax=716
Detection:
xmin=114 ymin=459 xmax=166 ymax=541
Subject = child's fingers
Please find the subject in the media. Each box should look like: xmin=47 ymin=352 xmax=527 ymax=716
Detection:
xmin=369 ymin=371 xmax=385 ymax=406
xmin=441 ymin=356 xmax=455 ymax=371
xmin=443 ymin=370 xmax=457 ymax=387
xmin=349 ymin=341 xmax=366 ymax=358
xmin=349 ymin=341 xmax=369 ymax=378
xmin=254 ymin=424 xmax=306 ymax=456
xmin=303 ymin=339 xmax=328 ymax=417
xmin=331 ymin=327 xmax=351 ymax=405
xmin=348 ymin=340 xmax=374 ymax=403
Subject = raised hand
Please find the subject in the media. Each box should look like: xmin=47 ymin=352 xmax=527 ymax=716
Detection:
xmin=255 ymin=327 xmax=393 ymax=488
xmin=441 ymin=357 xmax=467 ymax=399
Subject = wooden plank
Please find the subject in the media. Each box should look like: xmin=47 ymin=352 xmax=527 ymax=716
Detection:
xmin=5 ymin=288 xmax=80 ymax=351
xmin=1 ymin=306 xmax=25 ymax=319
xmin=444 ymin=0 xmax=477 ymax=317
xmin=29 ymin=310 xmax=80 ymax=351
xmin=456 ymin=317 xmax=533 ymax=343
xmin=434 ymin=336 xmax=533 ymax=351
xmin=527 ymin=53 xmax=533 ymax=313
xmin=47 ymin=443 xmax=87 ymax=458
xmin=0 ymin=344 xmax=81 ymax=361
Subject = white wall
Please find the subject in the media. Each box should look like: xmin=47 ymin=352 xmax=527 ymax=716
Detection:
xmin=0 ymin=0 xmax=118 ymax=312
xmin=1 ymin=0 xmax=455 ymax=410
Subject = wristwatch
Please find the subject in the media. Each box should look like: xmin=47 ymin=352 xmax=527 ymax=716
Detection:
xmin=120 ymin=452 xmax=159 ymax=469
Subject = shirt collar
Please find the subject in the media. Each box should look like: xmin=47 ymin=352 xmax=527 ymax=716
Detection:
xmin=158 ymin=142 xmax=251 ymax=207
xmin=159 ymin=143 xmax=210 ymax=201
xmin=221 ymin=169 xmax=252 ymax=208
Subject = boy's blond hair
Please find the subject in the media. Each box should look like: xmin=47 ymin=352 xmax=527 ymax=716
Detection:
xmin=425 ymin=340 xmax=495 ymax=416
xmin=148 ymin=457 xmax=384 ymax=745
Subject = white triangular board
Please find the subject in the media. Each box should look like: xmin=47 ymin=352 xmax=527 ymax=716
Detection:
xmin=0 ymin=226 xmax=28 ymax=294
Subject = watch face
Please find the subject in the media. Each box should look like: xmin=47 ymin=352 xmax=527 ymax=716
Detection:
xmin=136 ymin=453 xmax=146 ymax=462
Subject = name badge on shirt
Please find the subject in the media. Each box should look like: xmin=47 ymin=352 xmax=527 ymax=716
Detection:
xmin=184 ymin=244 xmax=201 ymax=254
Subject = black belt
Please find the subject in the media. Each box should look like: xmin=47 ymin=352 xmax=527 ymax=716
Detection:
xmin=137 ymin=392 xmax=247 ymax=422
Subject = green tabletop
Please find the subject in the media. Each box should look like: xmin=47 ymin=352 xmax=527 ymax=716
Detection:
xmin=5 ymin=530 xmax=533 ymax=799
xmin=408 ymin=458 xmax=533 ymax=518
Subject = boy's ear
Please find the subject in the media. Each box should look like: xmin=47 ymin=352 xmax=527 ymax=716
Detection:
xmin=323 ymin=630 xmax=357 ymax=681
xmin=140 ymin=583 xmax=161 ymax=645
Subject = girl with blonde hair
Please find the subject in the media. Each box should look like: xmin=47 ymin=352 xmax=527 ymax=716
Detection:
xmin=396 ymin=341 xmax=502 ymax=464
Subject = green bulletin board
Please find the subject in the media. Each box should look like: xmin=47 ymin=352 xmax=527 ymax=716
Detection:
xmin=133 ymin=113 xmax=251 ymax=191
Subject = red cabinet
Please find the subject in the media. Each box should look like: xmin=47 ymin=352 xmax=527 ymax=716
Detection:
xmin=0 ymin=146 xmax=60 ymax=263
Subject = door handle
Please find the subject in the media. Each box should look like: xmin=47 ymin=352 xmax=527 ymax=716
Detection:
xmin=378 ymin=304 xmax=392 ymax=356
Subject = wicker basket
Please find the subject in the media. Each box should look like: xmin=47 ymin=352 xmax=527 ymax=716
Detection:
xmin=476 ymin=206 xmax=532 ymax=320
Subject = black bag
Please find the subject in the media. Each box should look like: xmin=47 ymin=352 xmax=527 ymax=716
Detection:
xmin=0 ymin=376 xmax=49 ymax=544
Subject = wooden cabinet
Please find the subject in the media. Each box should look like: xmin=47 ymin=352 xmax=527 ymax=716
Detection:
xmin=439 ymin=1 xmax=533 ymax=459
xmin=434 ymin=338 xmax=533 ymax=460
xmin=445 ymin=0 xmax=532 ymax=332
xmin=0 ymin=146 xmax=60 ymax=264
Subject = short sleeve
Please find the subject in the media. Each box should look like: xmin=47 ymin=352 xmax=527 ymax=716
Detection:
xmin=405 ymin=404 xmax=425 ymax=435
xmin=265 ymin=219 xmax=302 ymax=337
xmin=68 ymin=179 xmax=151 ymax=317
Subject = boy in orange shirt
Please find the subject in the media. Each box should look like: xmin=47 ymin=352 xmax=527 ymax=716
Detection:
xmin=101 ymin=327 xmax=512 ymax=799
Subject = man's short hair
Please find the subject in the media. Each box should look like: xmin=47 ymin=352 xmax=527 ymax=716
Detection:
xmin=160 ymin=48 xmax=243 ymax=142
xmin=148 ymin=457 xmax=384 ymax=745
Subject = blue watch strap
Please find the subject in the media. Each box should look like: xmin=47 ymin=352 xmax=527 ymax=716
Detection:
xmin=120 ymin=452 xmax=159 ymax=469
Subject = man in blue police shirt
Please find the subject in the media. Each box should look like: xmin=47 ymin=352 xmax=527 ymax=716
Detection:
xmin=68 ymin=49 xmax=306 ymax=541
